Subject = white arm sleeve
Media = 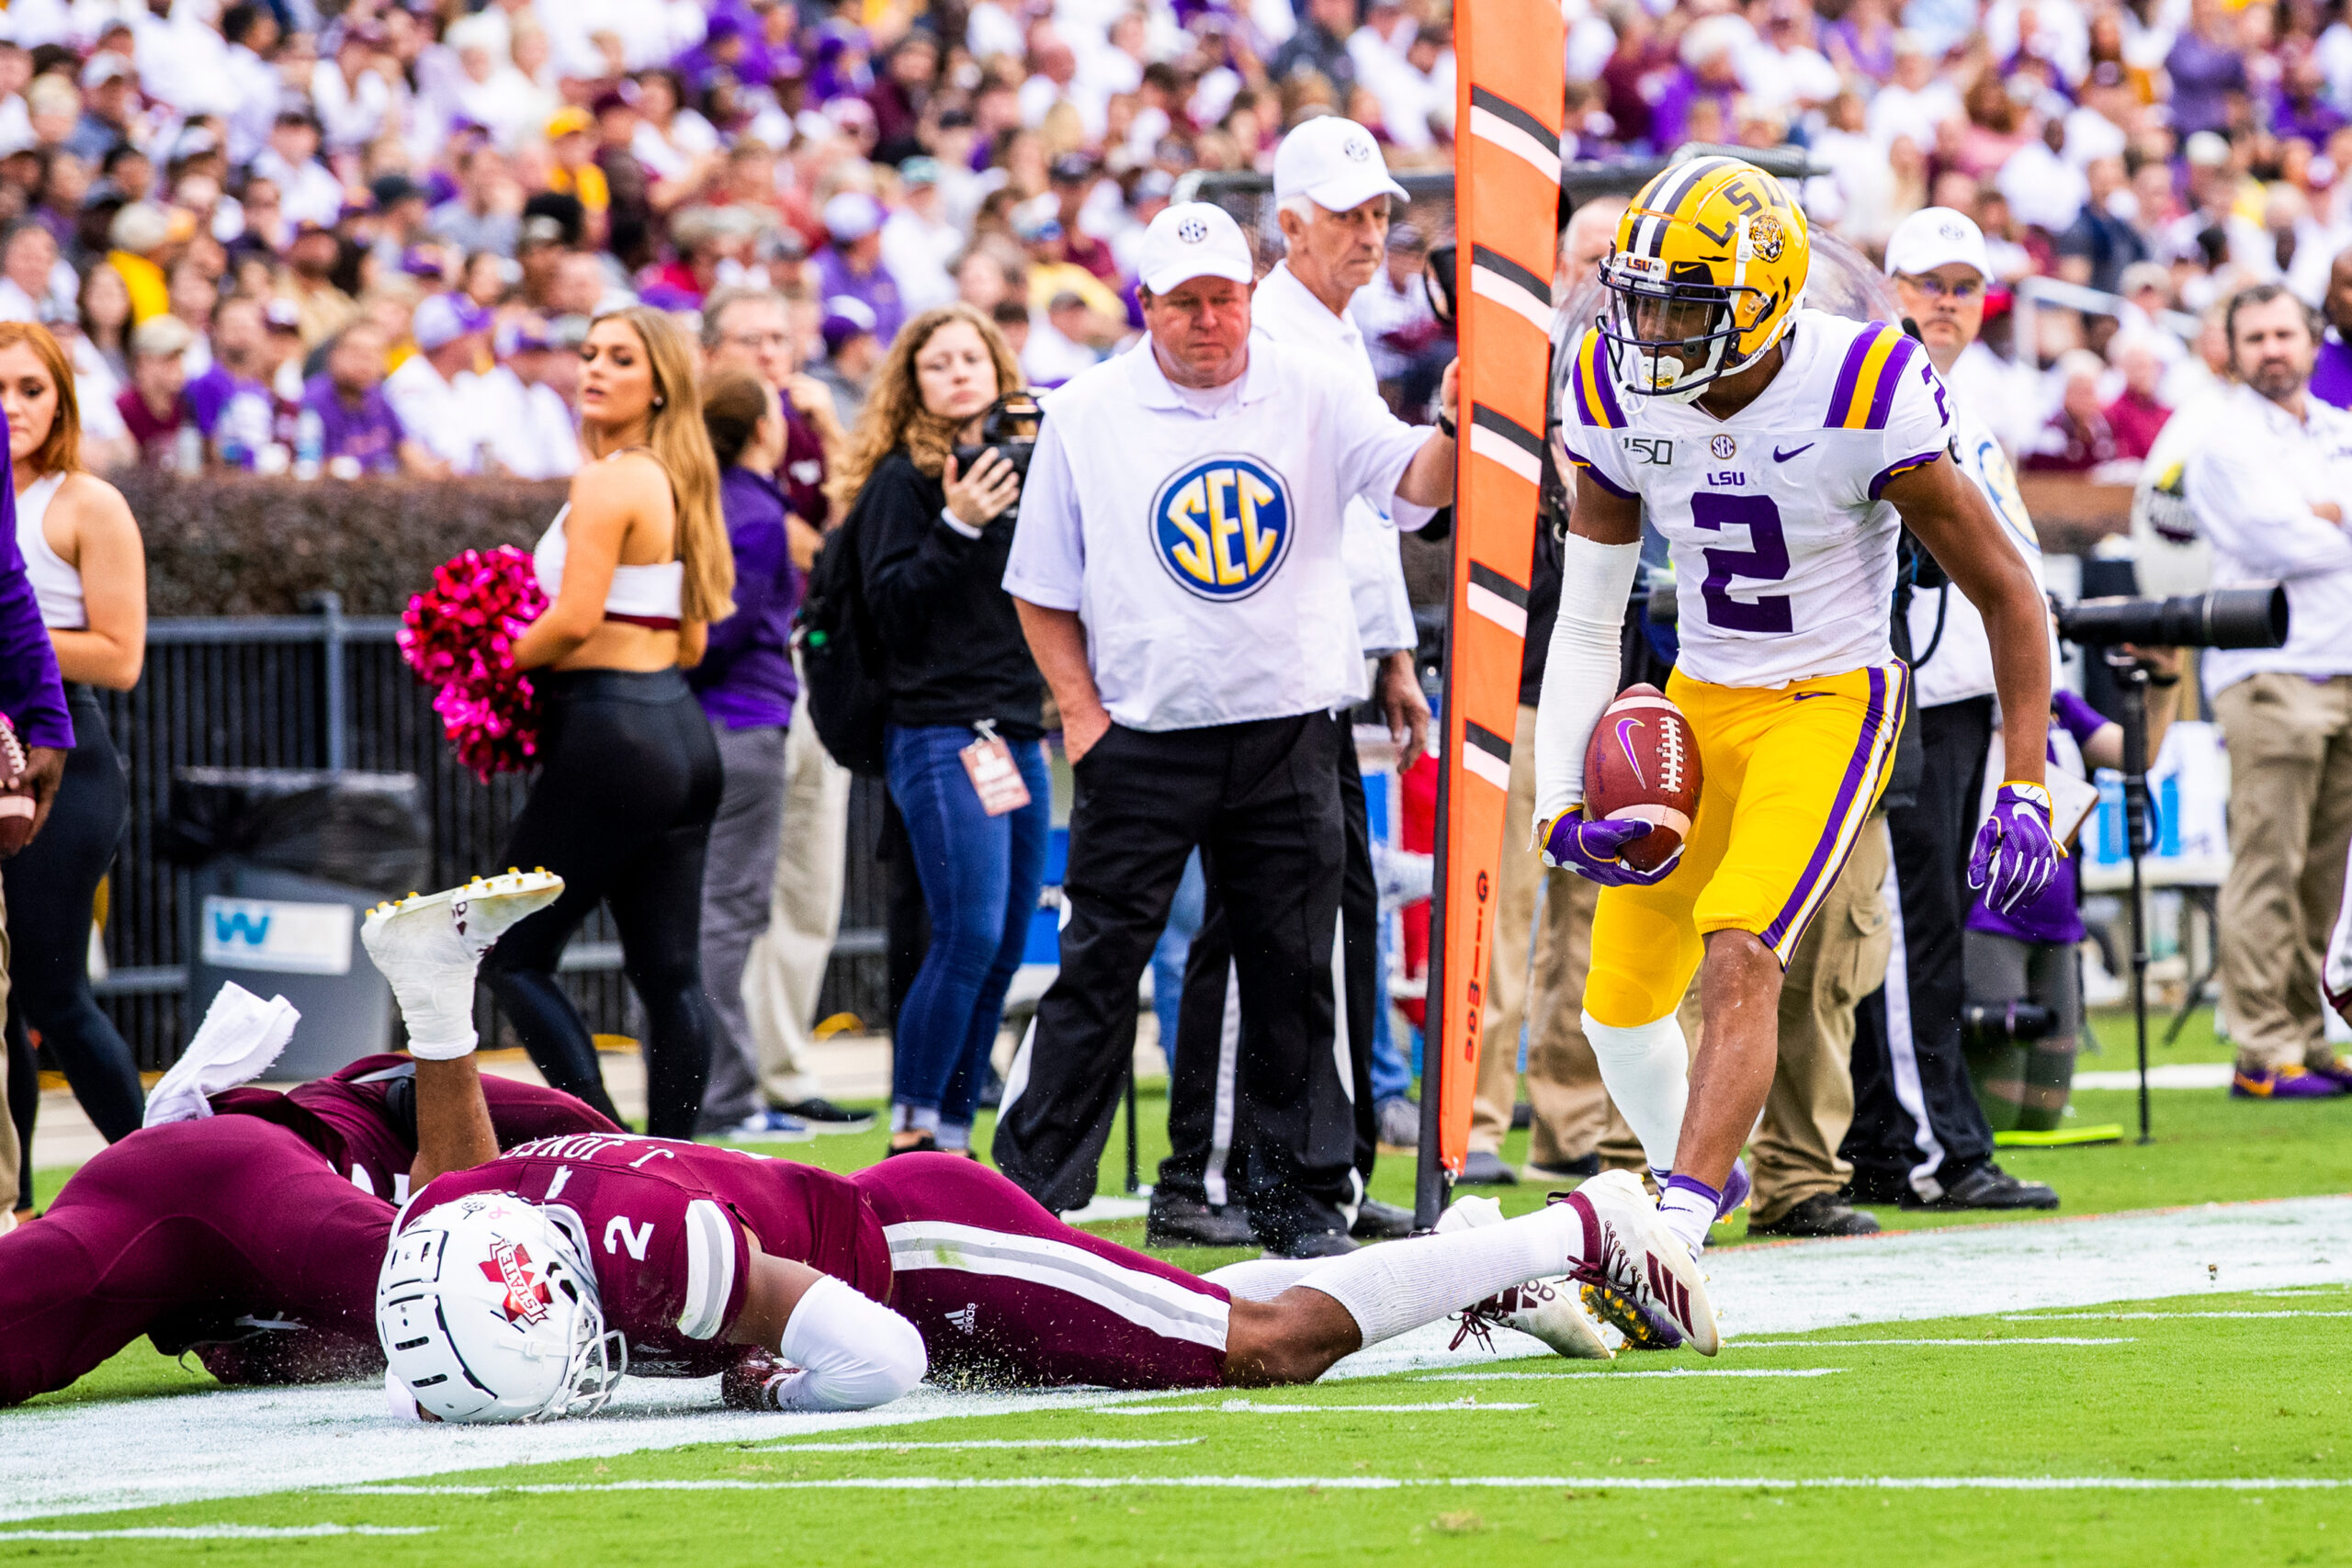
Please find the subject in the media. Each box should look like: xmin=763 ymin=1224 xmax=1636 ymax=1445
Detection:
xmin=772 ymin=1274 xmax=930 ymax=1412
xmin=1532 ymin=534 xmax=1642 ymax=831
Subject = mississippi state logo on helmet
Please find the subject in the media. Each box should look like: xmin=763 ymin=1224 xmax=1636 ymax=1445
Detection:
xmin=1598 ymin=155 xmax=1811 ymax=403
xmin=1151 ymin=455 xmax=1294 ymax=601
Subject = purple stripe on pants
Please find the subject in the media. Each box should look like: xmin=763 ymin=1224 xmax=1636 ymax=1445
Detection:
xmin=1760 ymin=664 xmax=1898 ymax=953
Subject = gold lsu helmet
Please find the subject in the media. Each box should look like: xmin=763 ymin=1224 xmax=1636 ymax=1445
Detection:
xmin=1598 ymin=155 xmax=1811 ymax=402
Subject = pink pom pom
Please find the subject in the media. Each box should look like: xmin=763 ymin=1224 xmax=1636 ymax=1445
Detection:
xmin=401 ymin=546 xmax=549 ymax=782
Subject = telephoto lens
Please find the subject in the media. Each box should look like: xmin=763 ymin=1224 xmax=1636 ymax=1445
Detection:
xmin=1962 ymin=1001 xmax=2056 ymax=1046
xmin=951 ymin=390 xmax=1045 ymax=482
xmin=2053 ymin=584 xmax=2288 ymax=649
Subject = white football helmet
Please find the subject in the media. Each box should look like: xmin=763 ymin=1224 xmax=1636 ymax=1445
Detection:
xmin=378 ymin=1192 xmax=625 ymax=1423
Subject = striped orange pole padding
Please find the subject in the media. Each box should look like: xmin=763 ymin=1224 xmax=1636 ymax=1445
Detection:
xmin=1418 ymin=0 xmax=1563 ymax=1220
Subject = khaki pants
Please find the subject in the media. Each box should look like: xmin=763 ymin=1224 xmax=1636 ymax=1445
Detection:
xmin=1751 ymin=817 xmax=1890 ymax=1225
xmin=740 ymin=692 xmax=852 ymax=1106
xmin=2213 ymin=672 xmax=2352 ymax=1072
xmin=1474 ymin=704 xmax=1638 ymax=1167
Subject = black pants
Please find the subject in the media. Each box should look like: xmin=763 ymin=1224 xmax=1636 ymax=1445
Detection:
xmin=482 ymin=669 xmax=723 ymax=1139
xmin=1159 ymin=717 xmax=1375 ymax=1227
xmin=5 ymin=690 xmax=141 ymax=1198
xmin=1845 ymin=694 xmax=1997 ymax=1200
xmin=993 ymin=714 xmax=1352 ymax=1243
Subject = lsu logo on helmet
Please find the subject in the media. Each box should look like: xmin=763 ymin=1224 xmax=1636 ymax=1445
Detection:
xmin=1597 ymin=155 xmax=1811 ymax=403
xmin=1152 ymin=455 xmax=1293 ymax=601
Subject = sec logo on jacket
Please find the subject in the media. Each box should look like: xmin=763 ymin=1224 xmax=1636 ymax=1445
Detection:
xmin=1151 ymin=456 xmax=1295 ymax=601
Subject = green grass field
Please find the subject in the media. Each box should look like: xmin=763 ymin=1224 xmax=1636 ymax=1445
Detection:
xmin=9 ymin=1288 xmax=2351 ymax=1564
xmin=7 ymin=1006 xmax=2348 ymax=1564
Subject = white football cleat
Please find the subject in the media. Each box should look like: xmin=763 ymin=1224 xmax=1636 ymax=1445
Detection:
xmin=363 ymin=870 xmax=564 ymax=1059
xmin=1437 ymin=1194 xmax=1614 ymax=1361
xmin=1561 ymin=1168 xmax=1718 ymax=1356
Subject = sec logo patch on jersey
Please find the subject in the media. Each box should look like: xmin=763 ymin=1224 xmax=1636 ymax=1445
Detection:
xmin=1151 ymin=455 xmax=1294 ymax=601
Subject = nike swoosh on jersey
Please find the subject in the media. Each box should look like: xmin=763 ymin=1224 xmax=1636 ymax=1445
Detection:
xmin=1773 ymin=443 xmax=1815 ymax=462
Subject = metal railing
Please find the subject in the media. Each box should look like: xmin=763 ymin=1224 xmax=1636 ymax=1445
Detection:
xmin=86 ymin=597 xmax=891 ymax=1069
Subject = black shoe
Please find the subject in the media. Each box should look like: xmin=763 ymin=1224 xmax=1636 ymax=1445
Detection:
xmin=777 ymin=1098 xmax=877 ymax=1134
xmin=1524 ymin=1155 xmax=1600 ymax=1186
xmin=1901 ymin=1162 xmax=2059 ymax=1211
xmin=1749 ymin=1191 xmax=1883 ymax=1237
xmin=1510 ymin=1100 xmax=1532 ymax=1131
xmin=885 ymin=1132 xmax=939 ymax=1157
xmin=1262 ymin=1228 xmax=1357 ymax=1258
xmin=1351 ymin=1197 xmax=1416 ymax=1240
xmin=1840 ymin=1169 xmax=1909 ymax=1205
xmin=1457 ymin=1149 xmax=1519 ymax=1186
xmin=1145 ymin=1191 xmax=1255 ymax=1248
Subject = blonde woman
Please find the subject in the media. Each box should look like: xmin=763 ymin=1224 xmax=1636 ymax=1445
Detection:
xmin=484 ymin=306 xmax=733 ymax=1137
xmin=838 ymin=304 xmax=1044 ymax=1157
xmin=0 ymin=321 xmax=145 ymax=1206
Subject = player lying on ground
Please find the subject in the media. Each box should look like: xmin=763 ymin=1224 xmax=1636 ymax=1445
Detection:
xmin=0 ymin=900 xmax=618 ymax=1405
xmin=1534 ymin=160 xmax=2053 ymax=1331
xmin=369 ymin=876 xmax=1715 ymax=1424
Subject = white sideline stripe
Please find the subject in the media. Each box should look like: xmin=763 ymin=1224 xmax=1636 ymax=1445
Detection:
xmin=763 ymin=1439 xmax=1201 ymax=1452
xmin=1722 ymin=1337 xmax=2134 ymax=1348
xmin=1417 ymin=1369 xmax=1843 ymax=1381
xmin=1466 ymin=581 xmax=1528 ymax=637
xmin=0 ymin=1526 xmax=438 ymax=1540
xmin=885 ymin=1220 xmax=1229 ymax=1349
xmin=1468 ymin=422 xmax=1543 ymax=485
xmin=1101 ymin=1399 xmax=1534 ymax=1416
xmin=2004 ymin=1311 xmax=2352 ymax=1321
xmin=2075 ymin=1065 xmax=2233 ymax=1090
xmin=1466 ymin=106 xmax=1561 ymax=183
xmin=338 ymin=1475 xmax=2352 ymax=1495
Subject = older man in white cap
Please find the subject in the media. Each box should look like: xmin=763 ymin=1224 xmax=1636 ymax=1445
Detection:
xmin=996 ymin=201 xmax=1458 ymax=1255
xmin=1838 ymin=207 xmax=2060 ymax=1215
xmin=1148 ymin=117 xmax=1429 ymax=1250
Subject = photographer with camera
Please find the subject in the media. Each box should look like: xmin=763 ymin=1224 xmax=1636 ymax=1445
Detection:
xmin=842 ymin=303 xmax=1050 ymax=1156
xmin=2183 ymin=283 xmax=2352 ymax=1100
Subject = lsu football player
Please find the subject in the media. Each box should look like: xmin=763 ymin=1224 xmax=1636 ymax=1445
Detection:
xmin=1534 ymin=157 xmax=2056 ymax=1280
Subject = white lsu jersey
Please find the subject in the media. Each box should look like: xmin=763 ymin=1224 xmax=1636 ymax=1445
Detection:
xmin=1556 ymin=309 xmax=1955 ymax=689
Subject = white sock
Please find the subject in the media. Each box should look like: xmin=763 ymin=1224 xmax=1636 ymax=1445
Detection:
xmin=1203 ymin=1258 xmax=1329 ymax=1303
xmin=1296 ymin=1208 xmax=1580 ymax=1348
xmin=1582 ymin=1010 xmax=1690 ymax=1175
xmin=1657 ymin=1173 xmax=1722 ymax=1258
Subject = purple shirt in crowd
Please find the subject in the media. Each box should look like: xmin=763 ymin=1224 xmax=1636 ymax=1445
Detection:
xmin=300 ymin=375 xmax=409 ymax=475
xmin=0 ymin=442 xmax=73 ymax=750
xmin=2313 ymin=334 xmax=2352 ymax=411
xmin=810 ymin=246 xmax=906 ymax=347
xmin=689 ymin=464 xmax=803 ymax=731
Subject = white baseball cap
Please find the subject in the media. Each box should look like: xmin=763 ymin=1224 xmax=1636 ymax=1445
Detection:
xmin=1272 ymin=116 xmax=1408 ymax=214
xmin=1883 ymin=206 xmax=1991 ymax=280
xmin=1136 ymin=202 xmax=1256 ymax=296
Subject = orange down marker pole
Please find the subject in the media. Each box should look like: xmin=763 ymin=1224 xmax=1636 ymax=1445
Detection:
xmin=1415 ymin=1 xmax=1564 ymax=1225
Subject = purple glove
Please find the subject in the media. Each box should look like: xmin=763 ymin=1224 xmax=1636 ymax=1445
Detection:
xmin=1969 ymin=782 xmax=2062 ymax=915
xmin=2051 ymin=688 xmax=2109 ymax=749
xmin=1540 ymin=807 xmax=1678 ymax=887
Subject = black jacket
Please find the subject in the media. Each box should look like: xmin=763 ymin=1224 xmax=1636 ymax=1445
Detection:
xmin=855 ymin=450 xmax=1045 ymax=737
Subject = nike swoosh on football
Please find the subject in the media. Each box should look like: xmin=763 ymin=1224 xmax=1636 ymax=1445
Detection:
xmin=1773 ymin=443 xmax=1815 ymax=462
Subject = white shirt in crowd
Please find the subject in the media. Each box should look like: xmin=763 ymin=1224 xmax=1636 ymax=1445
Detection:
xmin=2184 ymin=380 xmax=2352 ymax=694
xmin=383 ymin=355 xmax=497 ymax=474
xmin=1905 ymin=397 xmax=2047 ymax=708
xmin=471 ymin=365 xmax=582 ymax=480
xmin=1004 ymin=335 xmax=1430 ymax=731
xmin=1250 ymin=259 xmax=1425 ymax=658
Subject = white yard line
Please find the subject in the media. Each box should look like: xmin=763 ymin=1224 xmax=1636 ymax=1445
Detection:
xmin=1416 ymin=1369 xmax=1844 ymax=1381
xmin=338 ymin=1474 xmax=2352 ymax=1495
xmin=7 ymin=1193 xmax=2352 ymax=1523
xmin=1098 ymin=1399 xmax=1535 ymax=1416
xmin=1719 ymin=1337 xmax=2135 ymax=1348
xmin=2003 ymin=1311 xmax=2352 ymax=1321
xmin=763 ymin=1438 xmax=1203 ymax=1452
xmin=0 ymin=1525 xmax=438 ymax=1540
xmin=2075 ymin=1065 xmax=2233 ymax=1090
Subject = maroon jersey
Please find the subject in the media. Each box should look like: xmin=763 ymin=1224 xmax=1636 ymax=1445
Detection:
xmin=210 ymin=1055 xmax=624 ymax=1202
xmin=405 ymin=1135 xmax=890 ymax=1376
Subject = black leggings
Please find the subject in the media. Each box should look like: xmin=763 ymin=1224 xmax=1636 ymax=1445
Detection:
xmin=6 ymin=691 xmax=141 ymax=1199
xmin=481 ymin=668 xmax=723 ymax=1138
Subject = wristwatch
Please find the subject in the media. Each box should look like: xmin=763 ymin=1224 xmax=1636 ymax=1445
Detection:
xmin=1436 ymin=408 xmax=1457 ymax=439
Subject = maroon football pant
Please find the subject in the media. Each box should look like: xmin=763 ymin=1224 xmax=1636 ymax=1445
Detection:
xmin=853 ymin=1154 xmax=1231 ymax=1390
xmin=0 ymin=1117 xmax=392 ymax=1405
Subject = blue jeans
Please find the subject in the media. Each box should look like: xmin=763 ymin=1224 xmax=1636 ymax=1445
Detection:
xmin=1150 ymin=851 xmax=1206 ymax=1055
xmin=885 ymin=723 xmax=1051 ymax=1127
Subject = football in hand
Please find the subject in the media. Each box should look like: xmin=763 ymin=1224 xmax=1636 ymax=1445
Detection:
xmin=0 ymin=713 xmax=29 ymax=856
xmin=1580 ymin=683 xmax=1702 ymax=873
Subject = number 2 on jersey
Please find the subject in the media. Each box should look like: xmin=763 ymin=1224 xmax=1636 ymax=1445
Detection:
xmin=1691 ymin=491 xmax=1793 ymax=634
